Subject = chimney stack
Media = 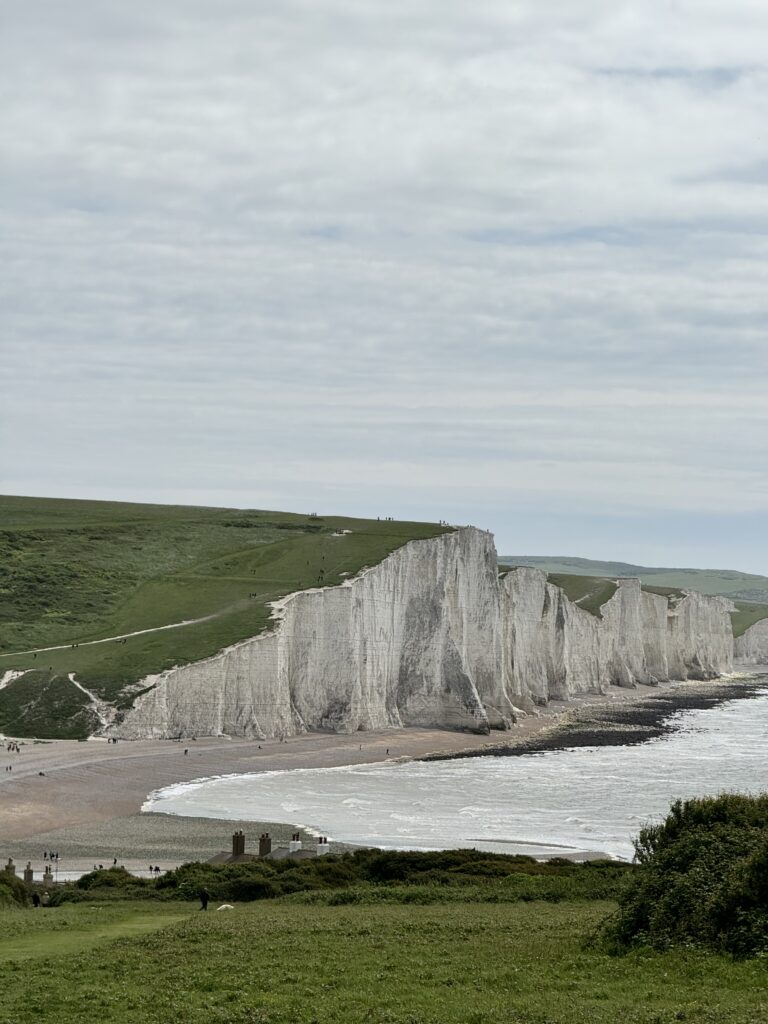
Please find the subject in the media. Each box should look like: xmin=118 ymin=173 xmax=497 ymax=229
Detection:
xmin=258 ymin=832 xmax=272 ymax=857
xmin=317 ymin=836 xmax=330 ymax=856
xmin=288 ymin=832 xmax=302 ymax=854
xmin=231 ymin=830 xmax=245 ymax=857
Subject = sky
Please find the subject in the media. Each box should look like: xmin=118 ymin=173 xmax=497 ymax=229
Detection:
xmin=2 ymin=1 xmax=767 ymax=572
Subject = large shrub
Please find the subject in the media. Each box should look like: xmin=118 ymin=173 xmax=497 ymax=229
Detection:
xmin=0 ymin=872 xmax=28 ymax=907
xmin=603 ymin=793 xmax=768 ymax=957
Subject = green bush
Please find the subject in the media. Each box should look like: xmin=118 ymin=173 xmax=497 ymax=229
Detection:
xmin=602 ymin=793 xmax=768 ymax=957
xmin=0 ymin=872 xmax=28 ymax=907
xmin=52 ymin=848 xmax=631 ymax=907
xmin=76 ymin=866 xmax=153 ymax=892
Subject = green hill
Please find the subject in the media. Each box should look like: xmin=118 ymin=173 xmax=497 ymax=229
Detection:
xmin=0 ymin=495 xmax=449 ymax=737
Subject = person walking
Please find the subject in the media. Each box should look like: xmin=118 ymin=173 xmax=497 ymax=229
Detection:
xmin=199 ymin=887 xmax=210 ymax=911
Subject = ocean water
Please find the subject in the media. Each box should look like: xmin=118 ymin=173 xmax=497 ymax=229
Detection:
xmin=144 ymin=681 xmax=768 ymax=860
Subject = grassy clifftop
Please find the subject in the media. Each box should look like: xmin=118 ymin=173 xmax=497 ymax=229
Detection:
xmin=0 ymin=495 xmax=449 ymax=737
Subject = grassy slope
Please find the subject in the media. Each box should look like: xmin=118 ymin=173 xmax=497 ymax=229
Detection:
xmin=497 ymin=568 xmax=620 ymax=618
xmin=731 ymin=601 xmax=768 ymax=639
xmin=0 ymin=495 xmax=448 ymax=737
xmin=0 ymin=900 xmax=765 ymax=1023
xmin=547 ymin=573 xmax=618 ymax=617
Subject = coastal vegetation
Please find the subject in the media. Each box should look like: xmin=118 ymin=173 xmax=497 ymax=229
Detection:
xmin=603 ymin=793 xmax=768 ymax=958
xmin=48 ymin=849 xmax=634 ymax=906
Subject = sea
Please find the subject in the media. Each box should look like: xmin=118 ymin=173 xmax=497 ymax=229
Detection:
xmin=144 ymin=676 xmax=768 ymax=861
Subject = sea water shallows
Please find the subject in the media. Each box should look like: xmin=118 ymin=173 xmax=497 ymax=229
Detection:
xmin=144 ymin=683 xmax=768 ymax=860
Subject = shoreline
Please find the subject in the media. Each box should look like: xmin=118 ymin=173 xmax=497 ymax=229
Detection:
xmin=1 ymin=669 xmax=765 ymax=871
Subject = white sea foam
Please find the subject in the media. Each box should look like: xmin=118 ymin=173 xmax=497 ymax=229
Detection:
xmin=144 ymin=683 xmax=768 ymax=860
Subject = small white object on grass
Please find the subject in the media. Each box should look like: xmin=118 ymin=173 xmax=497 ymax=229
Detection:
xmin=217 ymin=904 xmax=235 ymax=911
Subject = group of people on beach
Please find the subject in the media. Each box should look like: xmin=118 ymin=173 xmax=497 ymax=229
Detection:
xmin=5 ymin=740 xmax=22 ymax=771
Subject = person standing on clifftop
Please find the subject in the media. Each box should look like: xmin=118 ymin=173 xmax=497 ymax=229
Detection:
xmin=199 ymin=887 xmax=210 ymax=911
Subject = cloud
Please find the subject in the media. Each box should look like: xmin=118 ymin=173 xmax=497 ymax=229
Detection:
xmin=2 ymin=1 xmax=767 ymax=570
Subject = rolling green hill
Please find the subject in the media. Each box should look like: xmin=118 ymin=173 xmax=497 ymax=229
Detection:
xmin=0 ymin=495 xmax=449 ymax=737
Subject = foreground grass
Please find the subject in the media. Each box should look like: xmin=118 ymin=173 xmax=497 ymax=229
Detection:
xmin=0 ymin=900 xmax=766 ymax=1023
xmin=0 ymin=495 xmax=447 ymax=735
xmin=0 ymin=901 xmax=188 ymax=960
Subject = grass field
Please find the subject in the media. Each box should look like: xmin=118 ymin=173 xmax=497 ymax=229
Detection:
xmin=0 ymin=495 xmax=448 ymax=737
xmin=0 ymin=899 xmax=766 ymax=1023
xmin=0 ymin=901 xmax=187 ymax=961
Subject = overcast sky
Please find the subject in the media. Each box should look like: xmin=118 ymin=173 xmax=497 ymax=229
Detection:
xmin=3 ymin=1 xmax=767 ymax=571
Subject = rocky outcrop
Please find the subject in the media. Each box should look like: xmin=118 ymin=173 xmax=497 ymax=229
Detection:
xmin=735 ymin=619 xmax=768 ymax=665
xmin=113 ymin=528 xmax=735 ymax=740
xmin=666 ymin=591 xmax=737 ymax=680
xmin=498 ymin=572 xmax=733 ymax=709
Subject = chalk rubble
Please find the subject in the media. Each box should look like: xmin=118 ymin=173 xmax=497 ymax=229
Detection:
xmin=113 ymin=528 xmax=735 ymax=740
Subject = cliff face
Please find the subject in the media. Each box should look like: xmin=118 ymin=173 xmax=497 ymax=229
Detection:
xmin=115 ymin=528 xmax=735 ymax=740
xmin=666 ymin=591 xmax=737 ymax=680
xmin=735 ymin=620 xmax=768 ymax=665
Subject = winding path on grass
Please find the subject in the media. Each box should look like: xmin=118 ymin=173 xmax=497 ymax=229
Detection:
xmin=0 ymin=612 xmax=224 ymax=660
xmin=0 ymin=579 xmax=308 ymax=662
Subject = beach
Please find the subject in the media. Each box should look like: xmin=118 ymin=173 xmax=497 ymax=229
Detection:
xmin=0 ymin=675 xmax=760 ymax=873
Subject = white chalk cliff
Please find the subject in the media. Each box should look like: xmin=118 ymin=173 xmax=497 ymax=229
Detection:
xmin=113 ymin=528 xmax=735 ymax=740
xmin=734 ymin=619 xmax=768 ymax=665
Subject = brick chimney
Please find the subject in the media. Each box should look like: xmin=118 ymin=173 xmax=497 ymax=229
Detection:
xmin=231 ymin=830 xmax=245 ymax=857
xmin=258 ymin=832 xmax=272 ymax=857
